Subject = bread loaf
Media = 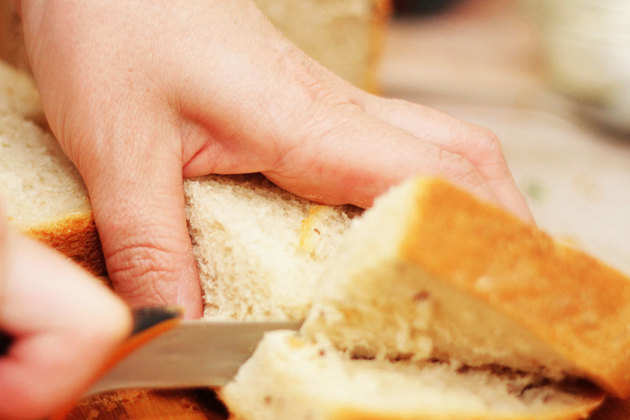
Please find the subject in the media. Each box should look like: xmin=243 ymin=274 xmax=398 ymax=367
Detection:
xmin=254 ymin=0 xmax=389 ymax=91
xmin=301 ymin=177 xmax=630 ymax=398
xmin=222 ymin=177 xmax=623 ymax=420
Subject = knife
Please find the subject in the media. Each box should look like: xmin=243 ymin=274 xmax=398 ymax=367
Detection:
xmin=86 ymin=308 xmax=301 ymax=396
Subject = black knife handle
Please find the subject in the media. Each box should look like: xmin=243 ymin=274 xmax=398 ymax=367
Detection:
xmin=0 ymin=331 xmax=13 ymax=356
xmin=0 ymin=307 xmax=180 ymax=357
xmin=131 ymin=307 xmax=182 ymax=336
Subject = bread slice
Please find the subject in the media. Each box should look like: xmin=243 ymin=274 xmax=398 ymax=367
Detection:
xmin=301 ymin=177 xmax=630 ymax=398
xmin=0 ymin=60 xmax=43 ymax=122
xmin=185 ymin=174 xmax=358 ymax=321
xmin=253 ymin=0 xmax=390 ymax=91
xmin=222 ymin=331 xmax=603 ymax=420
xmin=0 ymin=113 xmax=103 ymax=274
xmin=221 ymin=177 xmax=621 ymax=420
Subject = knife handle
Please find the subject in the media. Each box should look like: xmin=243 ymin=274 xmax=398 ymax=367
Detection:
xmin=0 ymin=330 xmax=13 ymax=356
xmin=50 ymin=306 xmax=183 ymax=420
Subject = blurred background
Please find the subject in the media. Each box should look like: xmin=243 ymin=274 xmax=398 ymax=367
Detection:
xmin=385 ymin=0 xmax=630 ymax=276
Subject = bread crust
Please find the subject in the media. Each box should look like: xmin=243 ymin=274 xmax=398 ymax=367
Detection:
xmin=226 ymin=395 xmax=603 ymax=420
xmin=25 ymin=212 xmax=106 ymax=276
xmin=402 ymin=178 xmax=630 ymax=398
xmin=364 ymin=0 xmax=392 ymax=93
xmin=331 ymin=399 xmax=603 ymax=420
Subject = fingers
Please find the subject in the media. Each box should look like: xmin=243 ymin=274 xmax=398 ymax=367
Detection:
xmin=0 ymin=232 xmax=131 ymax=419
xmin=169 ymin=8 xmax=496 ymax=210
xmin=171 ymin=4 xmax=528 ymax=218
xmin=358 ymin=95 xmax=534 ymax=221
xmin=77 ymin=121 xmax=202 ymax=319
xmin=264 ymin=104 xmax=497 ymax=209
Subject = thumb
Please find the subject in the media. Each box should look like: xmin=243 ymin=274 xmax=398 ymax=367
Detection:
xmin=78 ymin=123 xmax=202 ymax=319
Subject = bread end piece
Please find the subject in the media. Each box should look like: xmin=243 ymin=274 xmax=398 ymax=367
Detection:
xmin=0 ymin=113 xmax=103 ymax=275
xmin=253 ymin=0 xmax=390 ymax=92
xmin=305 ymin=177 xmax=630 ymax=398
xmin=403 ymin=178 xmax=630 ymax=398
xmin=222 ymin=331 xmax=604 ymax=420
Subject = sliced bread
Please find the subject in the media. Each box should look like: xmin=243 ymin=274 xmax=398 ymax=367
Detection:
xmin=221 ymin=177 xmax=626 ymax=420
xmin=300 ymin=177 xmax=630 ymax=398
xmin=0 ymin=113 xmax=103 ymax=274
xmin=184 ymin=174 xmax=358 ymax=321
xmin=253 ymin=0 xmax=390 ymax=91
xmin=222 ymin=331 xmax=603 ymax=420
xmin=0 ymin=60 xmax=43 ymax=122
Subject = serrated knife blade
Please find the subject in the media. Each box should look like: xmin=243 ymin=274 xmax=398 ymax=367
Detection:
xmin=86 ymin=319 xmax=300 ymax=396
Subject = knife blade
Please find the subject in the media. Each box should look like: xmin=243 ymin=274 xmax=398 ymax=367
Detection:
xmin=86 ymin=318 xmax=300 ymax=396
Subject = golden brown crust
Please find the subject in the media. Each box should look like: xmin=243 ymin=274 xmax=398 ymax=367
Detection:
xmin=332 ymin=399 xmax=603 ymax=420
xmin=589 ymin=397 xmax=630 ymax=420
xmin=364 ymin=0 xmax=392 ymax=94
xmin=227 ymin=409 xmax=602 ymax=419
xmin=402 ymin=178 xmax=630 ymax=398
xmin=25 ymin=212 xmax=106 ymax=276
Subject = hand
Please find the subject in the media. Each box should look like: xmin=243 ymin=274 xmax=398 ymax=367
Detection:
xmin=19 ymin=0 xmax=532 ymax=318
xmin=0 ymin=213 xmax=131 ymax=419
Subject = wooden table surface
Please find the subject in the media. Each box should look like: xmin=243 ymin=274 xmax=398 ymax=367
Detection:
xmin=68 ymin=2 xmax=630 ymax=418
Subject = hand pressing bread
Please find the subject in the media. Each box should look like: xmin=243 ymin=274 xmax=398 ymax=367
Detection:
xmin=18 ymin=0 xmax=532 ymax=318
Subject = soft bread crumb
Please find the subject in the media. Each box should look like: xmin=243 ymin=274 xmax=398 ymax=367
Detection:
xmin=185 ymin=174 xmax=359 ymax=321
xmin=0 ymin=60 xmax=43 ymax=122
xmin=300 ymin=177 xmax=630 ymax=387
xmin=0 ymin=114 xmax=90 ymax=229
xmin=253 ymin=0 xmax=379 ymax=89
xmin=222 ymin=331 xmax=603 ymax=420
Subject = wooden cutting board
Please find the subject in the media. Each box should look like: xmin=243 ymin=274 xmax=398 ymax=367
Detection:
xmin=67 ymin=389 xmax=227 ymax=420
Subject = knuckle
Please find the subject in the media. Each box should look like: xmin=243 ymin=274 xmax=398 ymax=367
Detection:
xmin=279 ymin=46 xmax=363 ymax=122
xmin=278 ymin=98 xmax=363 ymax=174
xmin=475 ymin=127 xmax=504 ymax=159
xmin=472 ymin=127 xmax=513 ymax=181
xmin=105 ymin=242 xmax=181 ymax=304
xmin=385 ymin=97 xmax=412 ymax=109
xmin=301 ymin=77 xmax=362 ymax=119
xmin=438 ymin=149 xmax=482 ymax=187
xmin=279 ymin=46 xmax=339 ymax=106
